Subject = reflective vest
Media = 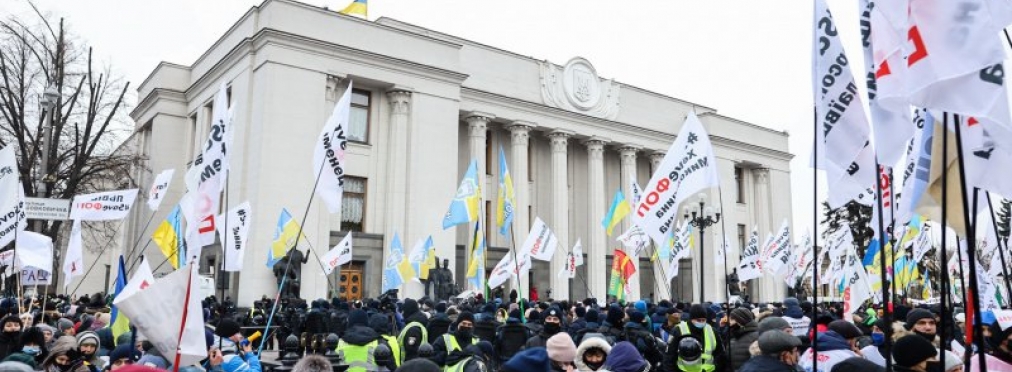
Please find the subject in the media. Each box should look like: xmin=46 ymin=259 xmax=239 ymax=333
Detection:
xmin=397 ymin=321 xmax=429 ymax=356
xmin=381 ymin=334 xmax=401 ymax=367
xmin=442 ymin=334 xmax=480 ymax=372
xmin=446 ymin=357 xmax=485 ymax=372
xmin=677 ymin=323 xmax=716 ymax=372
xmin=336 ymin=339 xmax=378 ymax=372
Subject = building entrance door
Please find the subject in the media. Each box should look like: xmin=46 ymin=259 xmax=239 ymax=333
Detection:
xmin=339 ymin=263 xmax=364 ymax=301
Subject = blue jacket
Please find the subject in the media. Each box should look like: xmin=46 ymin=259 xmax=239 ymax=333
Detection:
xmin=812 ymin=331 xmax=851 ymax=352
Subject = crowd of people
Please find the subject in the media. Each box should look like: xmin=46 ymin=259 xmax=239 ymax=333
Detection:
xmin=0 ymin=292 xmax=998 ymax=372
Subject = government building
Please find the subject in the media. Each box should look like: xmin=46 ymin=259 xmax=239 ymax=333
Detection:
xmin=86 ymin=0 xmax=795 ymax=305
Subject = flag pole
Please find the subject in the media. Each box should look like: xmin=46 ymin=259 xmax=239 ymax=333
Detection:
xmin=985 ymin=192 xmax=1012 ymax=307
xmin=125 ymin=207 xmax=161 ymax=272
xmin=938 ymin=113 xmax=950 ymax=372
xmin=649 ymin=240 xmax=671 ymax=301
xmin=952 ymin=114 xmax=987 ymax=370
xmin=508 ymin=223 xmax=525 ymax=323
xmin=716 ymin=186 xmax=733 ymax=370
xmin=219 ymin=177 xmax=230 ymax=304
xmin=172 ymin=265 xmax=195 ymax=372
xmin=872 ymin=161 xmax=893 ymax=371
xmin=810 ymin=107 xmax=819 ymax=372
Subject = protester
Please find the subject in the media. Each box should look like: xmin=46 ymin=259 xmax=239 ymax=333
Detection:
xmin=798 ymin=320 xmax=862 ymax=372
xmin=830 ymin=357 xmax=885 ymax=372
xmin=209 ymin=319 xmax=262 ymax=372
xmin=891 ymin=334 xmax=938 ymax=372
xmin=905 ymin=309 xmax=938 ymax=346
xmin=547 ymin=333 xmax=577 ymax=372
xmin=728 ymin=307 xmax=759 ymax=370
xmin=527 ymin=307 xmax=566 ymax=349
xmin=2 ymin=327 xmax=45 ymax=369
xmin=501 ymin=347 xmax=551 ymax=372
xmin=494 ymin=309 xmax=531 ymax=366
xmin=605 ymin=342 xmax=647 ymax=372
xmin=859 ymin=318 xmax=891 ymax=367
xmin=575 ymin=335 xmax=611 ymax=372
xmin=108 ymin=344 xmax=141 ymax=372
xmin=0 ymin=316 xmax=22 ymax=361
xmin=76 ymin=331 xmax=105 ymax=370
xmin=737 ymin=330 xmax=802 ymax=372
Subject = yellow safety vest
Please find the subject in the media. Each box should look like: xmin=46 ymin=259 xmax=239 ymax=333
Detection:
xmin=381 ymin=334 xmax=401 ymax=367
xmin=397 ymin=321 xmax=429 ymax=356
xmin=335 ymin=339 xmax=378 ymax=372
xmin=677 ymin=322 xmax=716 ymax=372
xmin=442 ymin=334 xmax=480 ymax=372
xmin=446 ymin=357 xmax=475 ymax=372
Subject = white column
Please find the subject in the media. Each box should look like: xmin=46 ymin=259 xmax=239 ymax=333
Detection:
xmin=618 ymin=145 xmax=641 ymax=299
xmin=753 ymin=168 xmax=772 ymax=301
xmin=465 ymin=112 xmax=493 ymax=278
xmin=549 ymin=130 xmax=572 ymax=300
xmin=649 ymin=151 xmax=669 ymax=300
xmin=386 ymin=90 xmax=412 ymax=239
xmin=585 ymin=137 xmax=609 ymax=301
xmin=508 ymin=121 xmax=533 ymax=297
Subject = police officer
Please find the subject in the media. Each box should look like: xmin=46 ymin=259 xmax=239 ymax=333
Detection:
xmin=675 ymin=338 xmax=704 ymax=372
xmin=430 ymin=311 xmax=480 ymax=370
xmin=335 ymin=309 xmax=383 ymax=372
xmin=664 ymin=304 xmax=723 ymax=372
xmin=398 ymin=298 xmax=429 ymax=361
xmin=370 ymin=313 xmax=401 ymax=368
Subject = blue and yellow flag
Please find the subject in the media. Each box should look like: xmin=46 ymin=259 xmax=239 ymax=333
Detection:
xmin=922 ymin=273 xmax=931 ymax=299
xmin=151 ymin=205 xmax=184 ymax=269
xmin=338 ymin=0 xmax=367 ymax=18
xmin=110 ymin=255 xmax=130 ymax=343
xmin=602 ymin=189 xmax=631 ymax=236
xmin=467 ymin=219 xmax=487 ymax=290
xmin=383 ymin=233 xmax=413 ymax=292
xmin=269 ymin=208 xmax=303 ymax=267
xmin=443 ymin=159 xmax=481 ymax=229
xmin=496 ymin=147 xmax=515 ymax=236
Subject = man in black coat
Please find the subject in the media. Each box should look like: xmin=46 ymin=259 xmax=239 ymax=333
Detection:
xmin=399 ymin=298 xmax=429 ymax=361
xmin=524 ymin=307 xmax=564 ymax=349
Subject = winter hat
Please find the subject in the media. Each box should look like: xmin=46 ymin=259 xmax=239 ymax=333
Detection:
xmin=293 ymin=354 xmax=332 ymax=372
xmin=137 ymin=354 xmax=170 ymax=370
xmin=830 ymin=357 xmax=885 ymax=372
xmin=905 ymin=309 xmax=936 ymax=330
xmin=634 ymin=301 xmax=647 ymax=314
xmin=0 ymin=315 xmax=20 ymax=329
xmin=502 ymin=347 xmax=551 ymax=372
xmin=759 ymin=330 xmax=802 ymax=355
xmin=214 ymin=319 xmax=242 ymax=338
xmin=57 ymin=318 xmax=74 ymax=333
xmin=395 ymin=359 xmax=441 ymax=372
xmin=348 ymin=309 xmax=368 ymax=328
xmin=688 ymin=304 xmax=707 ymax=320
xmin=109 ymin=344 xmax=141 ymax=363
xmin=109 ymin=366 xmax=163 ymax=372
xmin=828 ymin=320 xmax=863 ymax=340
xmin=402 ymin=299 xmax=419 ymax=318
xmin=585 ymin=309 xmax=600 ymax=323
xmin=76 ymin=331 xmax=100 ymax=348
xmin=475 ymin=341 xmax=494 ymax=359
xmin=457 ymin=312 xmax=475 ymax=324
xmin=435 ymin=302 xmax=448 ymax=313
xmin=893 ymin=334 xmax=937 ymax=368
xmin=546 ymin=333 xmax=577 ymax=362
xmin=730 ymin=308 xmax=754 ymax=325
xmin=574 ymin=307 xmax=586 ymax=318
xmin=606 ymin=306 xmax=624 ymax=325
xmin=369 ymin=314 xmax=391 ymax=334
xmin=757 ymin=316 xmax=791 ymax=335
xmin=508 ymin=309 xmax=522 ymax=321
xmin=942 ymin=350 xmax=961 ymax=372
xmin=544 ymin=307 xmax=562 ymax=321
xmin=628 ymin=311 xmax=646 ymax=325
xmin=0 ymin=361 xmax=33 ymax=372
xmin=783 ymin=298 xmax=800 ymax=308
xmin=604 ymin=342 xmax=647 ymax=372
xmin=19 ymin=327 xmax=44 ymax=347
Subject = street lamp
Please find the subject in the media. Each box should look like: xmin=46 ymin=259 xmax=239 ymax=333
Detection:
xmin=39 ymin=85 xmax=59 ymax=196
xmin=684 ymin=193 xmax=720 ymax=303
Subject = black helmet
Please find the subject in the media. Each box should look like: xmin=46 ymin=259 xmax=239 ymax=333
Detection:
xmin=678 ymin=337 xmax=703 ymax=363
xmin=418 ymin=343 xmax=435 ymax=358
xmin=373 ymin=343 xmax=393 ymax=365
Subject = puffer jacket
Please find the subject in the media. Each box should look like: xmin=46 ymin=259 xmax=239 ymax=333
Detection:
xmin=729 ymin=321 xmax=759 ymax=370
xmin=575 ymin=336 xmax=612 ymax=372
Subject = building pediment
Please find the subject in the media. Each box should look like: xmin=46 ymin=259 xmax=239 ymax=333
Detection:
xmin=539 ymin=57 xmax=621 ymax=120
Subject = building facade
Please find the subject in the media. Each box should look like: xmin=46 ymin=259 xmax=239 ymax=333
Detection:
xmin=100 ymin=0 xmax=794 ymax=305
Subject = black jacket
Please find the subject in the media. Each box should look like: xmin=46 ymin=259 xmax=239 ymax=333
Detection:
xmin=429 ymin=332 xmax=476 ymax=367
xmin=494 ymin=321 xmax=530 ymax=363
xmin=400 ymin=311 xmax=430 ymax=361
xmin=737 ymin=355 xmax=797 ymax=372
xmin=622 ymin=323 xmax=663 ymax=369
xmin=728 ymin=322 xmax=760 ymax=371
xmin=664 ymin=324 xmax=725 ymax=372
xmin=427 ymin=314 xmax=452 ymax=343
xmin=0 ymin=331 xmax=20 ymax=361
xmin=340 ymin=325 xmax=380 ymax=346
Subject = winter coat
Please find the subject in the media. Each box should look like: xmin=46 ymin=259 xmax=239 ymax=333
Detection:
xmin=738 ymin=355 xmax=798 ymax=372
xmin=729 ymin=322 xmax=760 ymax=370
xmin=400 ymin=309 xmax=430 ymax=361
xmin=798 ymin=331 xmax=858 ymax=372
xmin=575 ymin=336 xmax=612 ymax=371
xmin=605 ymin=342 xmax=649 ymax=372
xmin=0 ymin=331 xmax=20 ymax=361
xmin=3 ymin=351 xmax=39 ymax=369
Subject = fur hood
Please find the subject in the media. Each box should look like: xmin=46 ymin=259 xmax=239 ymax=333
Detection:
xmin=575 ymin=337 xmax=612 ymax=371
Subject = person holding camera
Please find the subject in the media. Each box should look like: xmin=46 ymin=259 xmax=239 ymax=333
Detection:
xmin=208 ymin=319 xmax=262 ymax=372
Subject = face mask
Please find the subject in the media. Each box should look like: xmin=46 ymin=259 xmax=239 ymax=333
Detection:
xmin=544 ymin=322 xmax=562 ymax=335
xmin=914 ymin=331 xmax=935 ymax=342
xmin=455 ymin=327 xmax=473 ymax=339
xmin=871 ymin=333 xmax=885 ymax=346
xmin=693 ymin=321 xmax=706 ymax=329
xmin=925 ymin=361 xmax=943 ymax=372
xmin=22 ymin=346 xmax=39 ymax=356
xmin=57 ymin=364 xmax=73 ymax=372
xmin=586 ymin=361 xmax=604 ymax=371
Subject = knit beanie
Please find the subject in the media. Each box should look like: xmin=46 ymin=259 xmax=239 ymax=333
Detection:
xmin=830 ymin=357 xmax=885 ymax=372
xmin=942 ymin=350 xmax=961 ymax=372
xmin=109 ymin=344 xmax=141 ymax=363
xmin=905 ymin=308 xmax=935 ymax=330
xmin=629 ymin=311 xmax=646 ymax=325
xmin=502 ymin=347 xmax=551 ymax=372
xmin=57 ymin=318 xmax=74 ymax=333
xmin=546 ymin=333 xmax=576 ymax=362
xmin=758 ymin=330 xmax=801 ymax=354
xmin=828 ymin=320 xmax=863 ymax=339
xmin=575 ymin=307 xmax=586 ymax=318
xmin=892 ymin=334 xmax=937 ymax=368
xmin=730 ymin=308 xmax=754 ymax=325
xmin=757 ymin=316 xmax=791 ymax=335
xmin=348 ymin=309 xmax=368 ymax=328
xmin=137 ymin=354 xmax=170 ymax=370
xmin=76 ymin=331 xmax=100 ymax=348
xmin=585 ymin=309 xmax=599 ymax=323
xmin=0 ymin=361 xmax=33 ymax=372
xmin=688 ymin=304 xmax=707 ymax=320
xmin=214 ymin=319 xmax=242 ymax=338
xmin=606 ymin=306 xmax=624 ymax=325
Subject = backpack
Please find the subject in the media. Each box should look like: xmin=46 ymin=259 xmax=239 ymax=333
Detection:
xmin=495 ymin=324 xmax=530 ymax=362
xmin=623 ymin=328 xmax=662 ymax=368
xmin=474 ymin=318 xmax=498 ymax=342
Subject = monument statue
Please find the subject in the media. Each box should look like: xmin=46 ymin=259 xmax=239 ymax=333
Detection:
xmin=273 ymin=247 xmax=310 ymax=299
xmin=435 ymin=258 xmax=456 ymax=301
xmin=727 ymin=269 xmax=741 ymax=297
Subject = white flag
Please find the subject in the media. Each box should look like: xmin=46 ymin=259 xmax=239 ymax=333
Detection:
xmin=617 ymin=224 xmax=650 ymax=258
xmin=714 ymin=233 xmax=733 ymax=266
xmin=114 ymin=264 xmax=208 ymax=367
xmin=859 ymin=0 xmax=914 ymax=165
xmin=63 ymin=220 xmax=84 ymax=289
xmin=220 ymin=201 xmax=251 ymax=272
xmin=572 ymin=239 xmax=584 ymax=266
xmin=813 ymin=0 xmax=876 ymax=209
xmin=15 ymin=231 xmax=52 ymax=273
xmin=737 ymin=226 xmax=762 ymax=281
xmin=314 ymin=82 xmax=352 ymax=214
xmin=117 ymin=256 xmax=155 ymax=301
xmin=521 ymin=217 xmax=558 ymax=262
xmin=0 ymin=147 xmax=25 ymax=248
xmin=179 ymin=191 xmax=216 ymax=250
xmin=785 ymin=231 xmax=815 ymax=288
xmin=488 ymin=251 xmax=531 ymax=289
xmin=760 ymin=220 xmax=792 ymax=275
xmin=634 ymin=112 xmax=720 ymax=248
xmin=558 ymin=251 xmax=577 ymax=279
xmin=843 ymin=253 xmax=872 ymax=322
xmin=147 ymin=169 xmax=175 ymax=212
xmin=184 ymin=84 xmax=233 ymax=246
xmin=69 ymin=189 xmax=138 ymax=221
xmin=322 ymin=232 xmax=353 ymax=275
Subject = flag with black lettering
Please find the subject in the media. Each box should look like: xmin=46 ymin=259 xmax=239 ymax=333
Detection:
xmin=859 ymin=0 xmax=914 ymax=165
xmin=219 ymin=201 xmax=251 ymax=272
xmin=633 ymin=112 xmax=720 ymax=248
xmin=760 ymin=220 xmax=792 ymax=276
xmin=184 ymin=84 xmax=233 ymax=246
xmin=321 ymin=232 xmax=353 ymax=275
xmin=146 ymin=169 xmax=175 ymax=212
xmin=813 ymin=0 xmax=876 ymax=209
xmin=69 ymin=189 xmax=139 ymax=221
xmin=0 ymin=147 xmax=25 ymax=248
xmin=737 ymin=226 xmax=762 ymax=282
xmin=314 ymin=82 xmax=352 ymax=214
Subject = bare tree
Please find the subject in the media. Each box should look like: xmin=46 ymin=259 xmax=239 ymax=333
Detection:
xmin=0 ymin=4 xmax=142 ymax=252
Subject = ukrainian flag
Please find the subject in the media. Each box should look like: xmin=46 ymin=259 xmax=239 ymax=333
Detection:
xmin=467 ymin=219 xmax=487 ymax=290
xmin=110 ymin=256 xmax=130 ymax=344
xmin=151 ymin=205 xmax=184 ymax=269
xmin=496 ymin=147 xmax=515 ymax=236
xmin=443 ymin=159 xmax=481 ymax=229
xmin=922 ymin=274 xmax=931 ymax=299
xmin=268 ymin=209 xmax=303 ymax=267
xmin=602 ymin=189 xmax=631 ymax=236
xmin=339 ymin=0 xmax=367 ymax=18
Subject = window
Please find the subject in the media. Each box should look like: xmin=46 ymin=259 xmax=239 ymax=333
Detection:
xmin=737 ymin=224 xmax=747 ymax=254
xmin=348 ymin=89 xmax=371 ymax=143
xmin=486 ymin=130 xmax=493 ymax=176
xmin=341 ymin=177 xmax=367 ymax=232
xmin=735 ymin=167 xmax=745 ymax=203
xmin=486 ymin=200 xmax=493 ymax=239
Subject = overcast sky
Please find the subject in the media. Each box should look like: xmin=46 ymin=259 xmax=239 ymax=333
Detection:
xmin=1 ymin=0 xmax=871 ymax=242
